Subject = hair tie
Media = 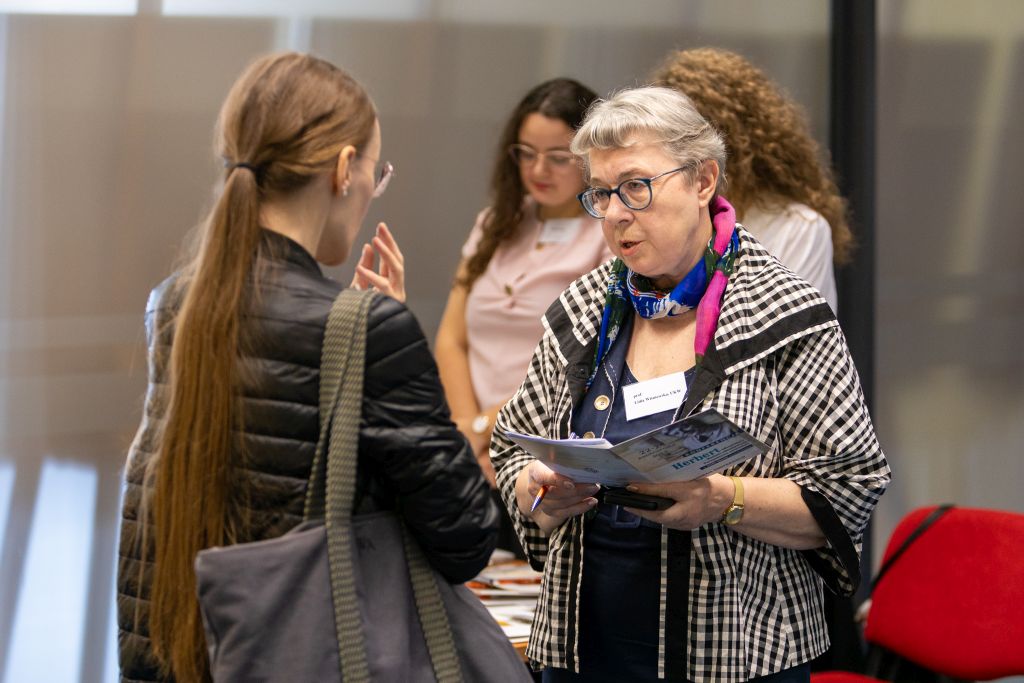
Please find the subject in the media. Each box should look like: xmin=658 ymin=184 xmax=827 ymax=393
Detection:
xmin=223 ymin=159 xmax=265 ymax=181
xmin=230 ymin=162 xmax=262 ymax=174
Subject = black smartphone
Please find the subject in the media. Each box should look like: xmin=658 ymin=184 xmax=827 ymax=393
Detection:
xmin=599 ymin=487 xmax=674 ymax=511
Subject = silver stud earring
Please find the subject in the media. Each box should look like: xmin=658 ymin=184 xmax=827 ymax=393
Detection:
xmin=342 ymin=186 xmax=349 ymax=197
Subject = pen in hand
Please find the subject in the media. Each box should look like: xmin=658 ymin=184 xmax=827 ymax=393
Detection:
xmin=530 ymin=485 xmax=550 ymax=513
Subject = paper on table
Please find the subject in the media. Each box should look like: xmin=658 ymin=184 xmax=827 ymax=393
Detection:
xmin=504 ymin=408 xmax=766 ymax=486
xmin=488 ymin=603 xmax=534 ymax=639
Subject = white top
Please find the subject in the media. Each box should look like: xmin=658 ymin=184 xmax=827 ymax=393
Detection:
xmin=741 ymin=201 xmax=838 ymax=312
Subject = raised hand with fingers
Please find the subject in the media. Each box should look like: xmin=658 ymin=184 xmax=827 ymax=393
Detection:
xmin=350 ymin=222 xmax=405 ymax=303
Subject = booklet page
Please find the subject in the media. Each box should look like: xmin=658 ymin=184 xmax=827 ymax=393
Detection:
xmin=505 ymin=409 xmax=766 ymax=486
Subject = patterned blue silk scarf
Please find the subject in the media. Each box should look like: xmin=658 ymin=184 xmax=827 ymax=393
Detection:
xmin=625 ymin=244 xmax=717 ymax=318
xmin=587 ymin=197 xmax=739 ymax=388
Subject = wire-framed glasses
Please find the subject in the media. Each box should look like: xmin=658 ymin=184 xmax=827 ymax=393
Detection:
xmin=507 ymin=143 xmax=577 ymax=170
xmin=373 ymin=161 xmax=394 ymax=198
xmin=577 ymin=165 xmax=692 ymax=219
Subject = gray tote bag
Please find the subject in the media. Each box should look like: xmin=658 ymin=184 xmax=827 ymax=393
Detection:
xmin=194 ymin=289 xmax=531 ymax=682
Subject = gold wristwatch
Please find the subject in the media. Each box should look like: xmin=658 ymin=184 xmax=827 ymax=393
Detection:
xmin=721 ymin=476 xmax=745 ymax=526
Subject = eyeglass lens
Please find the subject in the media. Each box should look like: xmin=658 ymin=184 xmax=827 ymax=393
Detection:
xmin=582 ymin=179 xmax=653 ymax=218
xmin=373 ymin=161 xmax=394 ymax=198
xmin=509 ymin=144 xmax=576 ymax=169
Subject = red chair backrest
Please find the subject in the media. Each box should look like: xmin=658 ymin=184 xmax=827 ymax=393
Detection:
xmin=865 ymin=506 xmax=1024 ymax=680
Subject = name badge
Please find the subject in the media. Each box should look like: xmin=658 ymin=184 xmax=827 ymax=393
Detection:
xmin=538 ymin=218 xmax=579 ymax=244
xmin=622 ymin=371 xmax=687 ymax=421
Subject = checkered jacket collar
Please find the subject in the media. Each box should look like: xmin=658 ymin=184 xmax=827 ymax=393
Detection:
xmin=543 ymin=225 xmax=837 ymax=413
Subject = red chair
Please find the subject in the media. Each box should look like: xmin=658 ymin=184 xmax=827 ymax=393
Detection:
xmin=813 ymin=506 xmax=1024 ymax=683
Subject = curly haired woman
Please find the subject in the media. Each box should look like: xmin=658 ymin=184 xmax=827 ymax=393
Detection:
xmin=653 ymin=47 xmax=852 ymax=312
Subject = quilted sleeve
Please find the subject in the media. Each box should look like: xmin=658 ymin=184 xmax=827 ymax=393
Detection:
xmin=116 ymin=282 xmax=176 ymax=682
xmin=358 ymin=296 xmax=499 ymax=584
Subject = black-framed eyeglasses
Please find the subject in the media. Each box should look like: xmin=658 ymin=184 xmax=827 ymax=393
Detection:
xmin=508 ymin=143 xmax=577 ymax=170
xmin=577 ymin=165 xmax=691 ymax=219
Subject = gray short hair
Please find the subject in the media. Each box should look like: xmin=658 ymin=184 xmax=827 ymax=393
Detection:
xmin=571 ymin=86 xmax=727 ymax=192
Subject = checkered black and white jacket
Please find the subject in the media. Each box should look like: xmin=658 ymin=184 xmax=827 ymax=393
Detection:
xmin=492 ymin=226 xmax=890 ymax=682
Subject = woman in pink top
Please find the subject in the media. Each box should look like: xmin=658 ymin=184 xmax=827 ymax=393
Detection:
xmin=436 ymin=78 xmax=610 ymax=487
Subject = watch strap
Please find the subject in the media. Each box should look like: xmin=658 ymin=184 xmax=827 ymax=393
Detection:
xmin=729 ymin=475 xmax=744 ymax=508
xmin=721 ymin=476 xmax=744 ymax=525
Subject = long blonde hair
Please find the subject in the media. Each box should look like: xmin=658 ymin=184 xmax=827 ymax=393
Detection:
xmin=654 ymin=47 xmax=854 ymax=264
xmin=143 ymin=52 xmax=375 ymax=681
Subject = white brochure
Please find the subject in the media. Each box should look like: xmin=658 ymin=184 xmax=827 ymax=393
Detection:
xmin=504 ymin=409 xmax=766 ymax=486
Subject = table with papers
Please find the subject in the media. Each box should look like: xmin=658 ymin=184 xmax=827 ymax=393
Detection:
xmin=468 ymin=549 xmax=542 ymax=657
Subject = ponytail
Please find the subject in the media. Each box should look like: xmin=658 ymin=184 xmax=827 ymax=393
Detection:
xmin=147 ymin=166 xmax=262 ymax=681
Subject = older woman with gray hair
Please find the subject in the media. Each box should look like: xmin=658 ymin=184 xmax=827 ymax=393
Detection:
xmin=490 ymin=86 xmax=890 ymax=682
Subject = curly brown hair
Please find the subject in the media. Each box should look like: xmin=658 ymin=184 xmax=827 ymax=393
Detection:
xmin=653 ymin=47 xmax=854 ymax=264
xmin=459 ymin=78 xmax=597 ymax=288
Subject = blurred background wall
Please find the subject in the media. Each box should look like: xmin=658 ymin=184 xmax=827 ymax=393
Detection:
xmin=0 ymin=1 xmax=1019 ymax=680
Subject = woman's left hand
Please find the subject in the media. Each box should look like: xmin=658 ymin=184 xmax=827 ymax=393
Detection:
xmin=351 ymin=222 xmax=405 ymax=303
xmin=624 ymin=475 xmax=733 ymax=530
xmin=629 ymin=475 xmax=828 ymax=549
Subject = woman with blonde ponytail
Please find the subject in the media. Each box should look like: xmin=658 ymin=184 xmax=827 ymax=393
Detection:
xmin=116 ymin=52 xmax=498 ymax=682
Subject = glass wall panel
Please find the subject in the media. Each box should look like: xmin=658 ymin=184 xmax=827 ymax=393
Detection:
xmin=875 ymin=0 xmax=1024 ymax=555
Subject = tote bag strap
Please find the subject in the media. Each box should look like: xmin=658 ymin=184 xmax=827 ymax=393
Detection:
xmin=400 ymin=524 xmax=464 ymax=682
xmin=311 ymin=288 xmax=464 ymax=683
xmin=317 ymin=288 xmax=375 ymax=681
xmin=304 ymin=288 xmax=371 ymax=522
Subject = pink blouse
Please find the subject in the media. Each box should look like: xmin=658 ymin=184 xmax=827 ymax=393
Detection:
xmin=463 ymin=204 xmax=612 ymax=410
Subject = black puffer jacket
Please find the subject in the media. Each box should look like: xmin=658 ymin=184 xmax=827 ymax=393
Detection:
xmin=117 ymin=231 xmax=499 ymax=682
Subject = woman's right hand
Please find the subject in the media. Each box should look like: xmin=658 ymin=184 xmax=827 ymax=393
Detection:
xmin=351 ymin=222 xmax=405 ymax=302
xmin=515 ymin=461 xmax=598 ymax=535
